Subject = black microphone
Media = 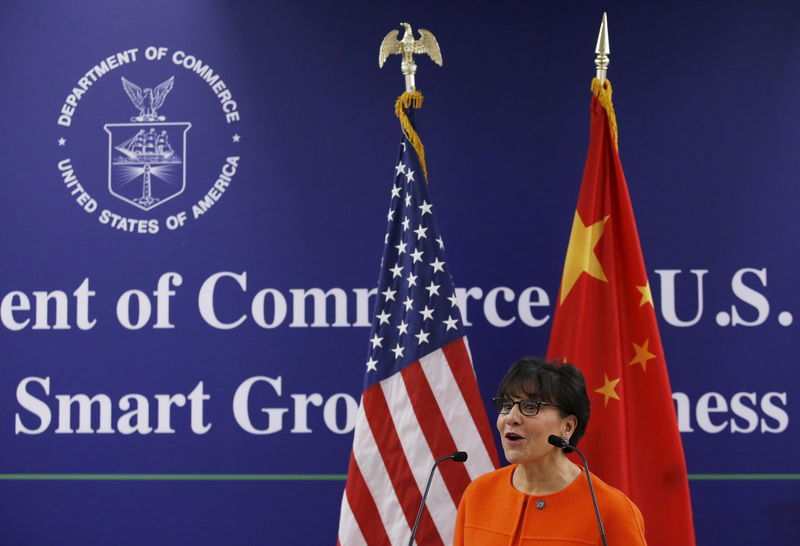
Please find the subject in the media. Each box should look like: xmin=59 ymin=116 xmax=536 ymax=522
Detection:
xmin=451 ymin=451 xmax=468 ymax=462
xmin=408 ymin=451 xmax=468 ymax=546
xmin=548 ymin=435 xmax=608 ymax=546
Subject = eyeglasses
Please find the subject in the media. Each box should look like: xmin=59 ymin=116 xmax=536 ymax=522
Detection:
xmin=492 ymin=398 xmax=562 ymax=417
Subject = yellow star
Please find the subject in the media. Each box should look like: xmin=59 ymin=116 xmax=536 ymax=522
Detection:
xmin=559 ymin=212 xmax=610 ymax=304
xmin=628 ymin=339 xmax=656 ymax=371
xmin=636 ymin=282 xmax=654 ymax=308
xmin=595 ymin=374 xmax=621 ymax=407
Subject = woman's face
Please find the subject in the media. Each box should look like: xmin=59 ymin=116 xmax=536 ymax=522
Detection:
xmin=496 ymin=395 xmax=576 ymax=467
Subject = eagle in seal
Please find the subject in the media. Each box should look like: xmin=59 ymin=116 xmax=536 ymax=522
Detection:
xmin=121 ymin=76 xmax=175 ymax=122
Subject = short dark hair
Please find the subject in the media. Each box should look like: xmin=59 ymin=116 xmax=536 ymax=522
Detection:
xmin=496 ymin=357 xmax=590 ymax=448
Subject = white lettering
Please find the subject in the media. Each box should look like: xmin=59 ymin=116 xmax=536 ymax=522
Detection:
xmin=152 ymin=272 xmax=182 ymax=329
xmin=655 ymin=269 xmax=708 ymax=327
xmin=695 ymin=392 xmax=728 ymax=433
xmin=730 ymin=268 xmax=770 ymax=326
xmin=198 ymin=271 xmax=248 ymax=329
xmin=290 ymin=393 xmax=323 ymax=433
xmin=251 ymin=288 xmax=288 ymax=329
xmin=323 ymin=393 xmax=358 ymax=434
xmin=517 ymin=286 xmax=550 ymax=327
xmin=675 ymin=390 xmax=789 ymax=435
xmin=455 ymin=287 xmax=483 ymax=327
xmin=672 ymin=392 xmax=694 ymax=432
xmin=116 ymin=289 xmax=152 ymax=330
xmin=730 ymin=392 xmax=759 ymax=433
xmin=16 ymin=378 xmax=210 ymax=435
xmin=15 ymin=377 xmax=52 ymax=434
xmin=289 ymin=288 xmax=350 ymax=327
xmin=484 ymin=287 xmax=516 ymax=327
xmin=761 ymin=392 xmax=789 ymax=433
xmin=232 ymin=376 xmax=288 ymax=435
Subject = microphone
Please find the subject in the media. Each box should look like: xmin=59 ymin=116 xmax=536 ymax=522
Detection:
xmin=451 ymin=451 xmax=468 ymax=462
xmin=408 ymin=451 xmax=468 ymax=546
xmin=548 ymin=435 xmax=607 ymax=546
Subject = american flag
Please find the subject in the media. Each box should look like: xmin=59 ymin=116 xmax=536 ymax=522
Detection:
xmin=338 ymin=102 xmax=499 ymax=545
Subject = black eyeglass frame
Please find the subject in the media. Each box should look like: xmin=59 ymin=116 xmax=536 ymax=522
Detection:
xmin=492 ymin=397 xmax=563 ymax=417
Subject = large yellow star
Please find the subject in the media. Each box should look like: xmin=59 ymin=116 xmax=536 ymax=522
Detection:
xmin=628 ymin=339 xmax=656 ymax=371
xmin=636 ymin=282 xmax=654 ymax=308
xmin=559 ymin=212 xmax=610 ymax=304
xmin=595 ymin=374 xmax=621 ymax=407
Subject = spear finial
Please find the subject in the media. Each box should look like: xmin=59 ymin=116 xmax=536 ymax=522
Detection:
xmin=595 ymin=12 xmax=610 ymax=84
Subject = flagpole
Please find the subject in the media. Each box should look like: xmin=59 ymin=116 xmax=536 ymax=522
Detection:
xmin=378 ymin=23 xmax=444 ymax=183
xmin=548 ymin=12 xmax=697 ymax=544
xmin=339 ymin=24 xmax=499 ymax=545
xmin=595 ymin=13 xmax=610 ymax=84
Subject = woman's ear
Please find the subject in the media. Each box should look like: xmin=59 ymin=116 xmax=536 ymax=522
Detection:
xmin=562 ymin=415 xmax=578 ymax=437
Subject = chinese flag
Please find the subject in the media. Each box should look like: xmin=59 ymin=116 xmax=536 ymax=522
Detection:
xmin=547 ymin=79 xmax=695 ymax=546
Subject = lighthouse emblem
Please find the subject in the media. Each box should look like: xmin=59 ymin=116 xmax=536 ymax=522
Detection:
xmin=104 ymin=76 xmax=191 ymax=211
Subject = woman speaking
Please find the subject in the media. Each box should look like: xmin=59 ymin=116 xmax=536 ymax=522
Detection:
xmin=454 ymin=357 xmax=647 ymax=545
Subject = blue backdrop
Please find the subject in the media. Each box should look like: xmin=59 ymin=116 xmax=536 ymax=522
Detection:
xmin=0 ymin=1 xmax=797 ymax=544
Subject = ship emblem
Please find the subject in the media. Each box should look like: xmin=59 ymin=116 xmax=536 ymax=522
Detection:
xmin=104 ymin=76 xmax=191 ymax=211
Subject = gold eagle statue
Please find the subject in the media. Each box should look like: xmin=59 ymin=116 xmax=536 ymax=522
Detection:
xmin=379 ymin=22 xmax=443 ymax=68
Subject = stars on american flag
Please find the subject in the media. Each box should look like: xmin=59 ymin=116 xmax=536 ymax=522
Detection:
xmin=420 ymin=305 xmax=435 ymax=321
xmin=363 ymin=145 xmax=465 ymax=377
xmin=444 ymin=315 xmax=460 ymax=331
xmin=376 ymin=311 xmax=391 ymax=325
xmin=381 ymin=287 xmax=396 ymax=301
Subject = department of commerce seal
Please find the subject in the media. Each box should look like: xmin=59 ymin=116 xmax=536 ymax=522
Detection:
xmin=55 ymin=46 xmax=242 ymax=234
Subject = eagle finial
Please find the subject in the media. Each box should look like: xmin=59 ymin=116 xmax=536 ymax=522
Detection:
xmin=379 ymin=22 xmax=442 ymax=92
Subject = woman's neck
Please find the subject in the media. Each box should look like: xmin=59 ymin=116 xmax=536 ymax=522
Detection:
xmin=511 ymin=455 xmax=582 ymax=496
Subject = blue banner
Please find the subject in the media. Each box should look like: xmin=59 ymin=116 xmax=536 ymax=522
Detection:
xmin=0 ymin=2 xmax=797 ymax=544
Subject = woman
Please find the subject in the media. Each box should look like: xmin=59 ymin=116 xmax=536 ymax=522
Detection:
xmin=454 ymin=357 xmax=647 ymax=545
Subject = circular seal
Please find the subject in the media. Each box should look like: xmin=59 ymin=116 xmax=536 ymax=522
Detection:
xmin=55 ymin=46 xmax=242 ymax=234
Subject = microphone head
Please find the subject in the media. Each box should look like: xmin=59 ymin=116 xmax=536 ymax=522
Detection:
xmin=452 ymin=451 xmax=468 ymax=462
xmin=548 ymin=435 xmax=575 ymax=454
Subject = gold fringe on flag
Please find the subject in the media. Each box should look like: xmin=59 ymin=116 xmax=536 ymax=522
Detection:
xmin=394 ymin=91 xmax=428 ymax=182
xmin=591 ymin=78 xmax=618 ymax=150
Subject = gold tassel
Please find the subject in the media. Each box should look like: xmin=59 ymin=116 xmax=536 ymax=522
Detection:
xmin=394 ymin=91 xmax=428 ymax=183
xmin=591 ymin=78 xmax=618 ymax=150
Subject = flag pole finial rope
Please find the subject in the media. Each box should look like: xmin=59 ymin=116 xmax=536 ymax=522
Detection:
xmin=591 ymin=78 xmax=618 ymax=150
xmin=394 ymin=90 xmax=428 ymax=182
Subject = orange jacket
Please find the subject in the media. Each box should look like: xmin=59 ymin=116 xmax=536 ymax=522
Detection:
xmin=454 ymin=465 xmax=647 ymax=545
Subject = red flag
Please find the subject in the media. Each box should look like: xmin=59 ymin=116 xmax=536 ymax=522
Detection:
xmin=547 ymin=79 xmax=695 ymax=546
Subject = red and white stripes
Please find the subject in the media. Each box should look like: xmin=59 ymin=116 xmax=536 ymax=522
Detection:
xmin=338 ymin=337 xmax=499 ymax=545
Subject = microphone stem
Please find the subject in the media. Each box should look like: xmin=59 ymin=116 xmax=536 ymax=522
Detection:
xmin=572 ymin=446 xmax=608 ymax=546
xmin=408 ymin=454 xmax=452 ymax=546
